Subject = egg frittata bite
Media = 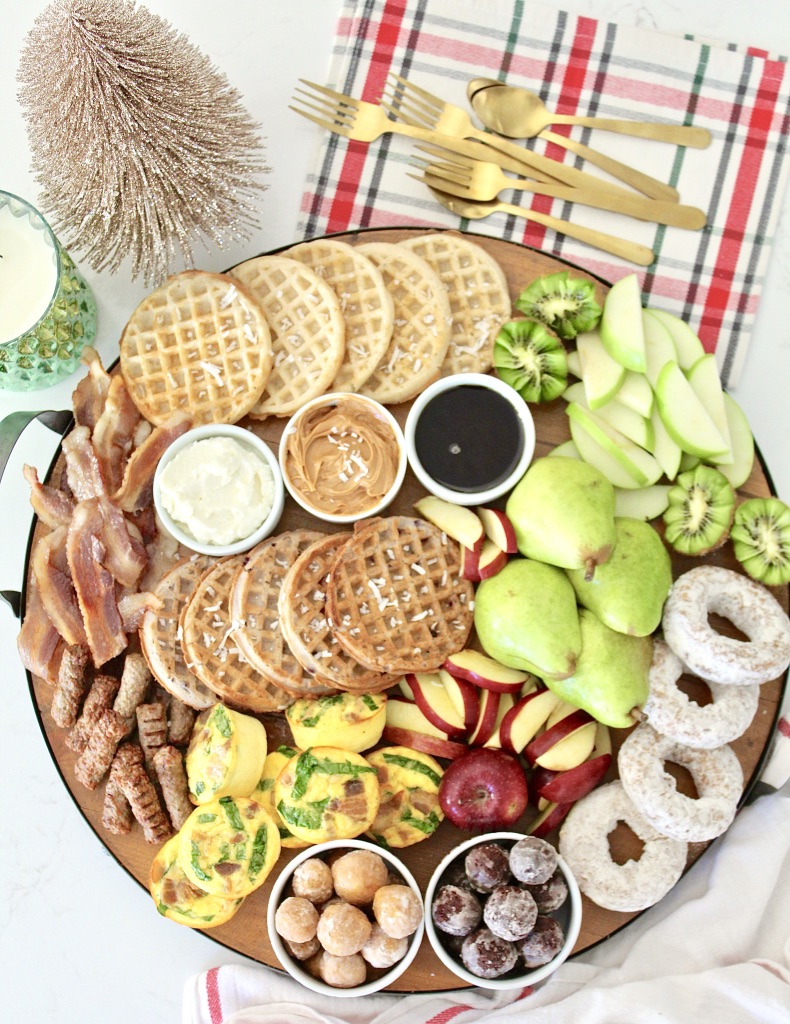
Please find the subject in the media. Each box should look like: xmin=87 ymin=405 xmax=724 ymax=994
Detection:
xmin=149 ymin=834 xmax=244 ymax=929
xmin=285 ymin=692 xmax=387 ymax=752
xmin=365 ymin=746 xmax=444 ymax=848
xmin=252 ymin=744 xmax=310 ymax=849
xmin=185 ymin=702 xmax=268 ymax=805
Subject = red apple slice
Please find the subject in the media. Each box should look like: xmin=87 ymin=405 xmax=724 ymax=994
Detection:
xmin=482 ymin=693 xmax=516 ymax=749
xmin=439 ymin=668 xmax=480 ymax=734
xmin=408 ymin=671 xmax=468 ymax=739
xmin=532 ymin=749 xmax=612 ymax=805
xmin=499 ymin=688 xmax=562 ymax=756
xmin=467 ymin=688 xmax=501 ymax=746
xmin=398 ymin=677 xmax=415 ymax=700
xmin=546 ymin=700 xmax=584 ymax=730
xmin=527 ymin=801 xmax=573 ymax=839
xmin=477 ymin=538 xmax=508 ymax=580
xmin=444 ymin=649 xmax=529 ymax=694
xmin=382 ymin=725 xmax=469 ymax=761
xmin=524 ymin=708 xmax=594 ymax=766
xmin=476 ymin=506 xmax=518 ymax=553
xmin=383 ymin=696 xmax=470 ymax=759
xmin=414 ymin=495 xmax=485 ymax=552
xmin=460 ymin=544 xmax=482 ymax=581
xmin=534 ymin=720 xmax=597 ymax=771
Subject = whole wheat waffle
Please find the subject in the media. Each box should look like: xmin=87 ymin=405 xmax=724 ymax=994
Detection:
xmin=180 ymin=555 xmax=294 ymax=714
xmin=119 ymin=270 xmax=273 ymax=426
xmin=229 ymin=529 xmax=337 ymax=697
xmin=229 ymin=255 xmax=346 ymax=418
xmin=354 ymin=242 xmax=451 ymax=405
xmin=278 ymin=532 xmax=399 ymax=694
xmin=284 ymin=239 xmax=394 ymax=393
xmin=400 ymin=233 xmax=511 ymax=376
xmin=326 ymin=515 xmax=474 ymax=675
xmin=138 ymin=555 xmax=217 ymax=710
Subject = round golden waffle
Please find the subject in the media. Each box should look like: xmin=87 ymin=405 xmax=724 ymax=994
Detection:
xmin=138 ymin=555 xmax=217 ymax=710
xmin=119 ymin=270 xmax=273 ymax=426
xmin=278 ymin=532 xmax=399 ymax=693
xmin=285 ymin=239 xmax=394 ymax=393
xmin=229 ymin=255 xmax=346 ymax=418
xmin=400 ymin=233 xmax=511 ymax=376
xmin=229 ymin=529 xmax=336 ymax=697
xmin=180 ymin=555 xmax=294 ymax=714
xmin=354 ymin=242 xmax=451 ymax=405
xmin=326 ymin=515 xmax=474 ymax=675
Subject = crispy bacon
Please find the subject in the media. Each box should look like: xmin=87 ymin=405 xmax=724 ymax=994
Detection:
xmin=17 ymin=582 xmax=63 ymax=684
xmin=118 ymin=590 xmax=163 ymax=632
xmin=23 ymin=464 xmax=76 ymax=529
xmin=31 ymin=525 xmax=88 ymax=647
xmin=62 ymin=424 xmax=105 ymax=500
xmin=113 ymin=412 xmax=192 ymax=513
xmin=92 ymin=375 xmax=142 ymax=495
xmin=66 ymin=499 xmax=127 ymax=668
xmin=72 ymin=347 xmax=111 ymax=430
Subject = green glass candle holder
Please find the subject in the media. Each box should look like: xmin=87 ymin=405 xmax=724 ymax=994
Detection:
xmin=0 ymin=191 xmax=97 ymax=392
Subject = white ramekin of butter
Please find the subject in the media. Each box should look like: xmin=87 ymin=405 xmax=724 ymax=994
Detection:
xmin=279 ymin=392 xmax=407 ymax=524
xmin=154 ymin=423 xmax=284 ymax=556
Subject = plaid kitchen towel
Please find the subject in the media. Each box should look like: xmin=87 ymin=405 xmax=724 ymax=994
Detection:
xmin=296 ymin=0 xmax=790 ymax=387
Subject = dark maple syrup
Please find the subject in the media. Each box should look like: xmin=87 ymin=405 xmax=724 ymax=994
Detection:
xmin=413 ymin=384 xmax=525 ymax=493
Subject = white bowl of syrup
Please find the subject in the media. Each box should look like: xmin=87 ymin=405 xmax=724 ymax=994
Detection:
xmin=404 ymin=373 xmax=536 ymax=506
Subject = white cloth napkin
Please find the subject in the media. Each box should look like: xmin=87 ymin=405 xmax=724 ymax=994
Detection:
xmin=183 ymin=783 xmax=790 ymax=1024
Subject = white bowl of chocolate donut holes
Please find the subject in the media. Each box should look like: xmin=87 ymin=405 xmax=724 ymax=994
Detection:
xmin=424 ymin=832 xmax=582 ymax=990
xmin=267 ymin=839 xmax=425 ymax=997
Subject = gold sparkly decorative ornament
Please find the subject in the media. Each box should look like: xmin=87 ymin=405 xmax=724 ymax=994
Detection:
xmin=17 ymin=0 xmax=268 ymax=285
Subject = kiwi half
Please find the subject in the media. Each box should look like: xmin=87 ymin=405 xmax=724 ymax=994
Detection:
xmin=663 ymin=465 xmax=735 ymax=555
xmin=493 ymin=319 xmax=567 ymax=403
xmin=731 ymin=497 xmax=790 ymax=585
xmin=515 ymin=271 xmax=602 ymax=340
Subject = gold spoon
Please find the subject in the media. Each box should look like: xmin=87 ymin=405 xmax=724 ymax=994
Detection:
xmin=424 ymin=184 xmax=655 ymax=267
xmin=467 ymin=78 xmax=712 ymax=148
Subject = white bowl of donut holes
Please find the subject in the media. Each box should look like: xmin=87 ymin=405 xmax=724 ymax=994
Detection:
xmin=267 ymin=839 xmax=425 ymax=996
xmin=424 ymin=832 xmax=582 ymax=990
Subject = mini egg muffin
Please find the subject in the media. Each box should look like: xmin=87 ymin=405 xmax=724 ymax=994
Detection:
xmin=185 ymin=702 xmax=268 ymax=805
xmin=178 ymin=795 xmax=281 ymax=899
xmin=149 ymin=834 xmax=244 ymax=929
xmin=366 ymin=746 xmax=444 ymax=848
xmin=274 ymin=746 xmax=380 ymax=843
xmin=252 ymin=744 xmax=310 ymax=849
xmin=285 ymin=692 xmax=387 ymax=753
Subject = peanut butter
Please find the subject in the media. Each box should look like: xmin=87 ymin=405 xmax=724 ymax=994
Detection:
xmin=284 ymin=396 xmax=401 ymax=516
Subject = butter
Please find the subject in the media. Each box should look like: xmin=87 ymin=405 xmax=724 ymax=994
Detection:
xmin=159 ymin=435 xmax=275 ymax=545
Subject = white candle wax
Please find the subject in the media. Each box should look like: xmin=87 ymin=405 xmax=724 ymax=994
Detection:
xmin=0 ymin=198 xmax=59 ymax=346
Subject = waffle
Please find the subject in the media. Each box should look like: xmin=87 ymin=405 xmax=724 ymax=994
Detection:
xmin=119 ymin=270 xmax=273 ymax=426
xmin=229 ymin=255 xmax=346 ymax=418
xmin=285 ymin=239 xmax=394 ymax=393
xmin=400 ymin=233 xmax=511 ymax=376
xmin=229 ymin=529 xmax=337 ymax=697
xmin=278 ymin=532 xmax=399 ymax=693
xmin=354 ymin=242 xmax=452 ymax=405
xmin=326 ymin=515 xmax=474 ymax=675
xmin=180 ymin=555 xmax=294 ymax=714
xmin=138 ymin=555 xmax=217 ymax=710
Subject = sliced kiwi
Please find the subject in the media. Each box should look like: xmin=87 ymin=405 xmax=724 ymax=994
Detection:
xmin=493 ymin=319 xmax=568 ymax=403
xmin=662 ymin=465 xmax=735 ymax=555
xmin=515 ymin=271 xmax=602 ymax=340
xmin=731 ymin=497 xmax=790 ymax=585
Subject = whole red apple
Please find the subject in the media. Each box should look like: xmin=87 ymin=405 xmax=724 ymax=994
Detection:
xmin=438 ymin=747 xmax=529 ymax=832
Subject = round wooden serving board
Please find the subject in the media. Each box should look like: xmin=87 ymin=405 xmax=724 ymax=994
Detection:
xmin=23 ymin=228 xmax=788 ymax=992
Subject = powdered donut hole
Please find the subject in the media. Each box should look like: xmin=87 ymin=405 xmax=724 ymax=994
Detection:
xmin=524 ymin=868 xmax=568 ymax=913
xmin=317 ymin=950 xmax=368 ymax=989
xmin=518 ymin=916 xmax=565 ymax=968
xmin=292 ymin=857 xmax=334 ymax=904
xmin=274 ymin=895 xmax=319 ymax=943
xmin=461 ymin=927 xmax=518 ymax=979
xmin=509 ymin=836 xmax=558 ymax=885
xmin=431 ymin=884 xmax=483 ymax=936
xmin=316 ymin=901 xmax=372 ymax=956
xmin=483 ymin=884 xmax=538 ymax=942
xmin=464 ymin=842 xmax=510 ymax=892
xmin=285 ymin=935 xmax=321 ymax=961
xmin=361 ymin=922 xmax=409 ymax=969
xmin=331 ymin=849 xmax=389 ymax=905
xmin=373 ymin=884 xmax=423 ymax=939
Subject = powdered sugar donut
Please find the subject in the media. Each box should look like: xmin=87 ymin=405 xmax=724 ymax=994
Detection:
xmin=662 ymin=566 xmax=790 ymax=686
xmin=618 ymin=723 xmax=742 ymax=842
xmin=643 ymin=640 xmax=759 ymax=749
xmin=558 ymin=781 xmax=687 ymax=912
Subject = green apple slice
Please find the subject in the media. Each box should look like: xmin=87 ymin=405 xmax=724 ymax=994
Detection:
xmin=614 ymin=484 xmax=672 ymax=520
xmin=576 ymin=330 xmax=626 ymax=409
xmin=566 ymin=348 xmax=582 ymax=378
xmin=564 ymin=382 xmax=654 ymax=452
xmin=646 ymin=307 xmax=705 ymax=370
xmin=686 ymin=353 xmax=733 ymax=464
xmin=599 ymin=274 xmax=647 ymax=373
xmin=616 ymin=371 xmax=654 ymax=418
xmin=549 ymin=439 xmax=582 ymax=459
xmin=569 ymin=416 xmax=645 ymax=489
xmin=649 ymin=406 xmax=682 ymax=480
xmin=718 ymin=392 xmax=755 ymax=489
xmin=654 ymin=361 xmax=731 ymax=459
xmin=642 ymin=309 xmax=677 ymax=388
xmin=566 ymin=402 xmax=662 ymax=489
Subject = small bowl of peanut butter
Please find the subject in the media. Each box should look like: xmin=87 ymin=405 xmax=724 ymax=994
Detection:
xmin=279 ymin=393 xmax=407 ymax=524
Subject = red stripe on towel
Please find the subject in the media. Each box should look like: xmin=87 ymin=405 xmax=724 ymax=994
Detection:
xmin=206 ymin=966 xmax=223 ymax=1024
xmin=778 ymin=716 xmax=790 ymax=740
xmin=424 ymin=1006 xmax=472 ymax=1024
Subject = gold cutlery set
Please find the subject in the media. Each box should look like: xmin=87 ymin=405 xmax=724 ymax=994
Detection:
xmin=290 ymin=75 xmax=712 ymax=266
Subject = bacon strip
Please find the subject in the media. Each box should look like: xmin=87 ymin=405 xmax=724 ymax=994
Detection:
xmin=23 ymin=464 xmax=76 ymax=529
xmin=72 ymin=347 xmax=111 ymax=430
xmin=118 ymin=590 xmax=163 ymax=632
xmin=31 ymin=526 xmax=88 ymax=647
xmin=113 ymin=412 xmax=192 ymax=513
xmin=17 ymin=582 xmax=63 ymax=684
xmin=92 ymin=375 xmax=142 ymax=495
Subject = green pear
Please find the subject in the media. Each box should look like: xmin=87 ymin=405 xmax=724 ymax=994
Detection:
xmin=474 ymin=558 xmax=581 ymax=680
xmin=566 ymin=517 xmax=672 ymax=636
xmin=543 ymin=608 xmax=653 ymax=728
xmin=506 ymin=456 xmax=616 ymax=580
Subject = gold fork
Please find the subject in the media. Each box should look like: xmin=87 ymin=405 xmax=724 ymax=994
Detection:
xmin=413 ymin=144 xmax=707 ymax=230
xmin=382 ymin=74 xmax=680 ymax=203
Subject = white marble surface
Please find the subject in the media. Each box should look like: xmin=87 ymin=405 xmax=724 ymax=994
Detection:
xmin=0 ymin=2 xmax=788 ymax=1022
